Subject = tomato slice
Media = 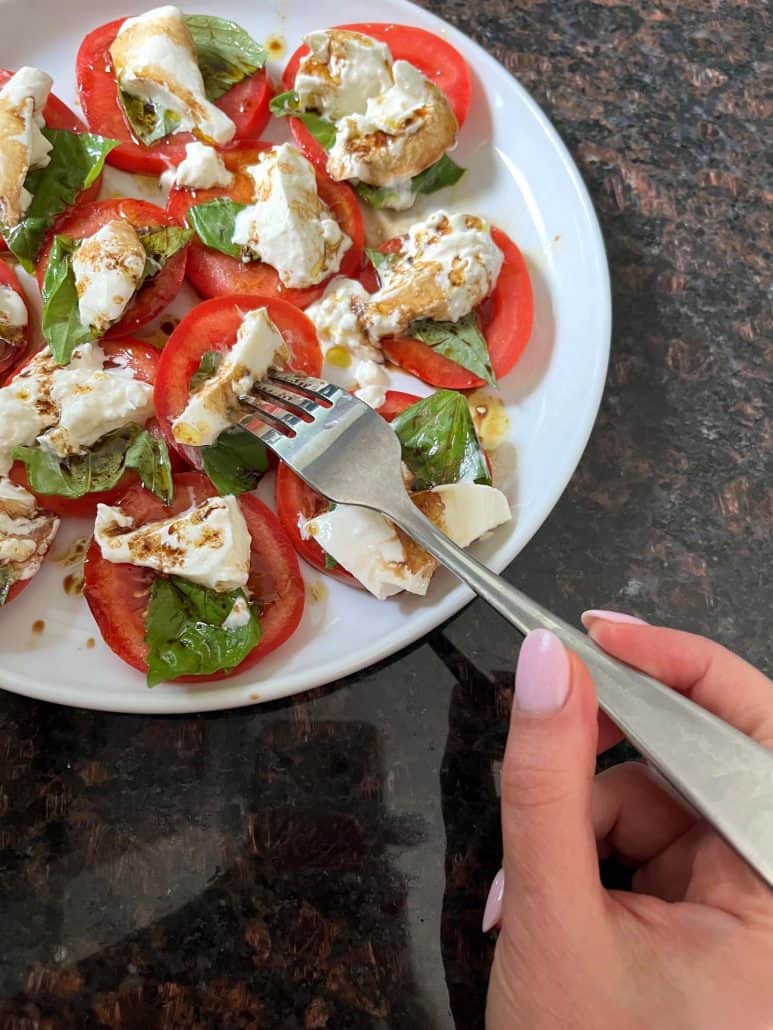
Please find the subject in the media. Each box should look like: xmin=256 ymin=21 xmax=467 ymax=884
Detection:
xmin=83 ymin=470 xmax=305 ymax=681
xmin=376 ymin=390 xmax=423 ymax=422
xmin=167 ymin=143 xmax=364 ymax=308
xmin=275 ymin=463 xmax=361 ymax=587
xmin=0 ymin=69 xmax=103 ymax=249
xmin=7 ymin=338 xmax=161 ymax=518
xmin=75 ymin=18 xmax=272 ymax=175
xmin=154 ymin=295 xmax=322 ymax=462
xmin=282 ymin=23 xmax=471 ymax=171
xmin=374 ymin=227 xmax=534 ymax=389
xmin=0 ymin=259 xmax=31 ymax=377
xmin=35 ymin=199 xmax=188 ymax=338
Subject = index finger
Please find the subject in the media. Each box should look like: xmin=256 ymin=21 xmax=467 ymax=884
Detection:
xmin=584 ymin=619 xmax=773 ymax=748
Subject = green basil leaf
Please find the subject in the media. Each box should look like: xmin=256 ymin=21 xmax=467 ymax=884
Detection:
xmin=365 ymin=247 xmax=398 ymax=281
xmin=13 ymin=426 xmax=172 ymax=502
xmin=392 ymin=390 xmax=491 ymax=491
xmin=124 ymin=431 xmax=173 ymax=504
xmin=186 ymin=198 xmax=247 ymax=259
xmin=355 ymin=154 xmax=466 ymax=210
xmin=118 ymin=89 xmax=181 ymax=147
xmin=269 ymin=91 xmax=336 ymax=150
xmin=184 ymin=14 xmax=266 ymax=101
xmin=139 ymin=225 xmax=194 ymax=281
xmin=2 ymin=129 xmax=118 ymax=271
xmin=145 ymin=577 xmax=261 ymax=686
xmin=0 ymin=567 xmax=14 ymax=607
xmin=323 ymin=552 xmax=337 ymax=571
xmin=190 ymin=350 xmax=223 ymax=392
xmin=40 ymin=236 xmax=95 ymax=363
xmin=201 ymin=426 xmax=269 ymax=496
xmin=410 ymin=311 xmax=496 ymax=387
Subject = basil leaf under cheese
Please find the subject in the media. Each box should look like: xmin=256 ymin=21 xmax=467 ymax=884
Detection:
xmin=118 ymin=90 xmax=181 ymax=146
xmin=190 ymin=349 xmax=223 ymax=392
xmin=201 ymin=426 xmax=269 ymax=497
xmin=0 ymin=567 xmax=13 ymax=607
xmin=392 ymin=390 xmax=491 ymax=491
xmin=139 ymin=225 xmax=194 ymax=280
xmin=269 ymin=90 xmax=337 ymax=151
xmin=2 ymin=129 xmax=118 ymax=271
xmin=186 ymin=198 xmax=247 ymax=259
xmin=410 ymin=312 xmax=496 ymax=387
xmin=41 ymin=228 xmax=190 ymax=364
xmin=12 ymin=426 xmax=172 ymax=502
xmin=184 ymin=14 xmax=266 ymax=101
xmin=355 ymin=154 xmax=465 ymax=210
xmin=365 ymin=248 xmax=398 ymax=279
xmin=145 ymin=577 xmax=260 ymax=687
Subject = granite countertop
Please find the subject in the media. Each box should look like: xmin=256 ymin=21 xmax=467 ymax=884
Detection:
xmin=0 ymin=1 xmax=769 ymax=1027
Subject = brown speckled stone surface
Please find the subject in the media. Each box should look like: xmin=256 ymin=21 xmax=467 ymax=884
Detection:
xmin=0 ymin=2 xmax=770 ymax=1027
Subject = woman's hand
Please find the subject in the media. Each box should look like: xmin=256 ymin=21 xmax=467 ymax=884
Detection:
xmin=484 ymin=616 xmax=773 ymax=1029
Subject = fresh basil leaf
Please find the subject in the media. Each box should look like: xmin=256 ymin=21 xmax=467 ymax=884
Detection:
xmin=13 ymin=426 xmax=172 ymax=502
xmin=410 ymin=312 xmax=496 ymax=387
xmin=201 ymin=426 xmax=269 ymax=496
xmin=355 ymin=154 xmax=466 ymax=210
xmin=139 ymin=226 xmax=194 ymax=281
xmin=190 ymin=350 xmax=223 ymax=392
xmin=365 ymin=247 xmax=398 ymax=280
xmin=118 ymin=89 xmax=182 ymax=147
xmin=269 ymin=90 xmax=336 ymax=150
xmin=145 ymin=577 xmax=261 ymax=686
xmin=3 ymin=129 xmax=117 ymax=271
xmin=125 ymin=431 xmax=173 ymax=504
xmin=184 ymin=14 xmax=266 ymax=101
xmin=0 ymin=567 xmax=13 ymax=607
xmin=40 ymin=236 xmax=95 ymax=363
xmin=393 ymin=390 xmax=491 ymax=491
xmin=186 ymin=198 xmax=247 ymax=259
xmin=323 ymin=552 xmax=337 ymax=571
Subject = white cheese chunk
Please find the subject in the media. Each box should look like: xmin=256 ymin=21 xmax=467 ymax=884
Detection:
xmin=71 ymin=220 xmax=146 ymax=335
xmin=173 ymin=141 xmax=233 ymax=189
xmin=0 ymin=284 xmax=28 ymax=338
xmin=0 ymin=342 xmax=154 ymax=474
xmin=111 ymin=5 xmax=236 ymax=145
xmin=295 ymin=29 xmax=393 ymax=121
xmin=94 ymin=494 xmax=251 ymax=592
xmin=303 ymin=504 xmax=434 ymax=600
xmin=231 ymin=143 xmax=351 ymax=289
xmin=172 ymin=307 xmax=287 ymax=447
xmin=366 ymin=211 xmax=504 ymax=338
xmin=306 ymin=276 xmax=377 ymax=362
xmin=0 ymin=477 xmax=59 ymax=583
xmin=0 ymin=66 xmax=53 ymax=227
xmin=303 ymin=482 xmax=511 ymax=599
xmin=353 ymin=358 xmax=389 ymax=409
xmin=223 ymin=594 xmax=251 ymax=630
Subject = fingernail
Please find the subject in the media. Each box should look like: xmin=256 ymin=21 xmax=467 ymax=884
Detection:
xmin=482 ymin=868 xmax=505 ymax=932
xmin=514 ymin=629 xmax=570 ymax=714
xmin=580 ymin=609 xmax=647 ymax=631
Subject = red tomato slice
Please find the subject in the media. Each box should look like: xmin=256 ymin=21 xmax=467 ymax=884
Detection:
xmin=75 ymin=18 xmax=272 ymax=175
xmin=376 ymin=390 xmax=422 ymax=422
xmin=154 ymin=295 xmax=322 ymax=462
xmin=7 ymin=338 xmax=161 ymax=518
xmin=282 ymin=23 xmax=471 ymax=170
xmin=0 ymin=259 xmax=31 ymax=377
xmin=0 ymin=69 xmax=102 ymax=248
xmin=35 ymin=199 xmax=188 ymax=337
xmin=275 ymin=463 xmax=361 ymax=587
xmin=374 ymin=227 xmax=534 ymax=389
xmin=167 ymin=143 xmax=364 ymax=307
xmin=83 ymin=470 xmax=305 ymax=680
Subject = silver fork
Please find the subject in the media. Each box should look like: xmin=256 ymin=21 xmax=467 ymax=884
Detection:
xmin=241 ymin=371 xmax=773 ymax=888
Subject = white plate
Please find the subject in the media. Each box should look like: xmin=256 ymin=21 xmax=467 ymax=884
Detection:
xmin=0 ymin=0 xmax=610 ymax=713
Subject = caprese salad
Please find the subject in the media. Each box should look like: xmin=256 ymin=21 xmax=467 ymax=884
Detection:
xmin=0 ymin=7 xmax=536 ymax=692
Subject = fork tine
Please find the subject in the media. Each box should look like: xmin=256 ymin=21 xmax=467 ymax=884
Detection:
xmin=253 ymin=382 xmax=316 ymax=420
xmin=238 ymin=395 xmax=301 ymax=436
xmin=268 ymin=370 xmax=340 ymax=404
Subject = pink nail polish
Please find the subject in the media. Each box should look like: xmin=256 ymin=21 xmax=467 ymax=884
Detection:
xmin=482 ymin=868 xmax=505 ymax=932
xmin=580 ymin=609 xmax=647 ymax=630
xmin=514 ymin=629 xmax=570 ymax=714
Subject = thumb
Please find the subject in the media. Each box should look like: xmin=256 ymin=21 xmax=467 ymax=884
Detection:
xmin=484 ymin=629 xmax=604 ymax=932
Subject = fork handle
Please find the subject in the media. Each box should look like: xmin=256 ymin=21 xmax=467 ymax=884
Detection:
xmin=388 ymin=500 xmax=773 ymax=888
